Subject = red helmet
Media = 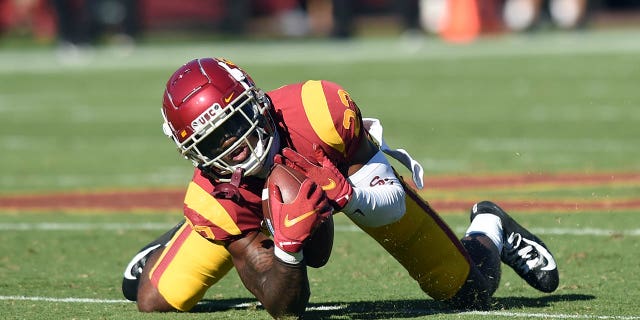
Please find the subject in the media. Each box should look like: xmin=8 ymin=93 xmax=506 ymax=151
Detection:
xmin=161 ymin=58 xmax=276 ymax=179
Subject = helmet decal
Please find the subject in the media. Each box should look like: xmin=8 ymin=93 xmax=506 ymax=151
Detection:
xmin=191 ymin=103 xmax=223 ymax=131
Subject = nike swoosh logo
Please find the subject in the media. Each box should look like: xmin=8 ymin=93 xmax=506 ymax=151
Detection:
xmin=224 ymin=93 xmax=235 ymax=103
xmin=284 ymin=210 xmax=316 ymax=227
xmin=321 ymin=178 xmax=337 ymax=191
xmin=123 ymin=244 xmax=161 ymax=280
xmin=521 ymin=238 xmax=557 ymax=271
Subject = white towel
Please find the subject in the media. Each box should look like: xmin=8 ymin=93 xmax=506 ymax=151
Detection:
xmin=363 ymin=118 xmax=425 ymax=190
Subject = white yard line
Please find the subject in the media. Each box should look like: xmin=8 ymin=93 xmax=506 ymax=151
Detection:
xmin=0 ymin=295 xmax=128 ymax=304
xmin=0 ymin=295 xmax=638 ymax=319
xmin=0 ymin=222 xmax=173 ymax=231
xmin=1 ymin=30 xmax=640 ymax=74
xmin=461 ymin=310 xmax=640 ymax=319
xmin=0 ymin=222 xmax=638 ymax=236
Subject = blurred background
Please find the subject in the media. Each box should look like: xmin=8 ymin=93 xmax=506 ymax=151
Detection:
xmin=1 ymin=4 xmax=638 ymax=319
xmin=0 ymin=0 xmax=638 ymax=49
xmin=1 ymin=0 xmax=639 ymax=193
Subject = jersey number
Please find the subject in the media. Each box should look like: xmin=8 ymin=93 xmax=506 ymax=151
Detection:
xmin=343 ymin=109 xmax=360 ymax=136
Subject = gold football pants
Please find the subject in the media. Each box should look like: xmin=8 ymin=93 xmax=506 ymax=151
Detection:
xmin=148 ymin=222 xmax=234 ymax=311
xmin=352 ymin=179 xmax=472 ymax=300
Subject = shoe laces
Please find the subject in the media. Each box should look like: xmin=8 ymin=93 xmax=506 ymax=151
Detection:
xmin=502 ymin=232 xmax=545 ymax=273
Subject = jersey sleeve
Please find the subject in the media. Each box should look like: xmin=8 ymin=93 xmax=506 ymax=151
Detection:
xmin=268 ymin=80 xmax=365 ymax=167
xmin=183 ymin=169 xmax=264 ymax=242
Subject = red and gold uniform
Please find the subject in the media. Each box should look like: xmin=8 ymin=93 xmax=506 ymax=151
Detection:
xmin=149 ymin=80 xmax=364 ymax=310
xmin=184 ymin=80 xmax=363 ymax=243
xmin=149 ymin=79 xmax=471 ymax=311
xmin=131 ymin=58 xmax=558 ymax=314
xmin=269 ymin=80 xmax=364 ymax=167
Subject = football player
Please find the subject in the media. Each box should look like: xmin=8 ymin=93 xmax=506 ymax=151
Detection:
xmin=121 ymin=58 xmax=559 ymax=318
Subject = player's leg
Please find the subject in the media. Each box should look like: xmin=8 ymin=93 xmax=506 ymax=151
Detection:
xmin=446 ymin=234 xmax=501 ymax=309
xmin=445 ymin=202 xmax=507 ymax=308
xmin=355 ymin=192 xmax=500 ymax=308
xmin=469 ymin=201 xmax=559 ymax=292
xmin=121 ymin=220 xmax=234 ymax=312
xmin=446 ymin=200 xmax=559 ymax=308
xmin=350 ymin=176 xmax=558 ymax=309
xmin=352 ymin=183 xmax=472 ymax=301
xmin=135 ymin=249 xmax=173 ymax=311
xmin=122 ymin=220 xmax=185 ymax=301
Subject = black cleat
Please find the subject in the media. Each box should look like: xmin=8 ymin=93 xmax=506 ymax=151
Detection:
xmin=471 ymin=201 xmax=559 ymax=293
xmin=121 ymin=220 xmax=185 ymax=301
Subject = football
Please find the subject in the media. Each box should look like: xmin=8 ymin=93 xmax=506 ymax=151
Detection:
xmin=264 ymin=163 xmax=308 ymax=204
xmin=262 ymin=163 xmax=309 ymax=238
xmin=262 ymin=163 xmax=334 ymax=268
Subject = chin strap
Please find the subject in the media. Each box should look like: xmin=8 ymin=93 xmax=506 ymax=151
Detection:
xmin=211 ymin=167 xmax=245 ymax=202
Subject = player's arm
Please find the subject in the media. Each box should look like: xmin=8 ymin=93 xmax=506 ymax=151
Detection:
xmin=278 ymin=136 xmax=406 ymax=228
xmin=342 ymin=135 xmax=406 ymax=227
xmin=225 ymin=179 xmax=331 ymax=319
xmin=226 ymin=231 xmax=309 ymax=318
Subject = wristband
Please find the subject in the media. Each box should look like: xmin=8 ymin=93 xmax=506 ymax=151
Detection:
xmin=274 ymin=246 xmax=304 ymax=265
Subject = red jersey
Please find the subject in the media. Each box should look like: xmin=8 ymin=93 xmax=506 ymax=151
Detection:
xmin=183 ymin=80 xmax=365 ymax=242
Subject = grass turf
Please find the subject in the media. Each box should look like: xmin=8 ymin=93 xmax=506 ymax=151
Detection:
xmin=1 ymin=29 xmax=640 ymax=319
xmin=1 ymin=212 xmax=639 ymax=319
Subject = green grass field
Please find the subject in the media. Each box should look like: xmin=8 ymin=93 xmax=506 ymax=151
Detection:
xmin=1 ymin=29 xmax=640 ymax=319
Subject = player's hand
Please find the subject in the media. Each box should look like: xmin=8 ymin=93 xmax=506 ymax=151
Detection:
xmin=268 ymin=179 xmax=333 ymax=253
xmin=275 ymin=145 xmax=353 ymax=210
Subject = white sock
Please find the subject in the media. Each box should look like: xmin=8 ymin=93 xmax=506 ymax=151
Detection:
xmin=465 ymin=213 xmax=504 ymax=252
